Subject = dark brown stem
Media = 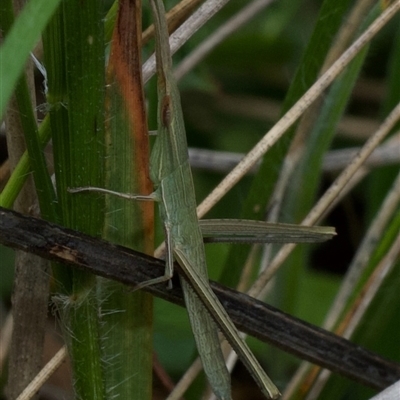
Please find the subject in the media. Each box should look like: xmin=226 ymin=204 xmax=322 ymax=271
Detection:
xmin=0 ymin=206 xmax=399 ymax=391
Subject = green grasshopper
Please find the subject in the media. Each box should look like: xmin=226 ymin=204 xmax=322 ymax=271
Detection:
xmin=70 ymin=0 xmax=335 ymax=397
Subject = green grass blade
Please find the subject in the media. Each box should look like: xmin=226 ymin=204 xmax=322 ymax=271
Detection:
xmin=275 ymin=4 xmax=382 ymax=316
xmin=0 ymin=0 xmax=61 ymax=119
xmin=219 ymin=0 xmax=352 ymax=288
xmin=0 ymin=1 xmax=57 ymax=220
xmin=43 ymin=0 xmax=107 ymax=398
xmin=12 ymin=77 xmax=57 ymax=221
xmin=367 ymin=22 xmax=400 ymax=218
xmin=99 ymin=1 xmax=153 ymax=398
xmin=318 ymin=211 xmax=400 ymax=399
xmin=0 ymin=116 xmax=51 ymax=209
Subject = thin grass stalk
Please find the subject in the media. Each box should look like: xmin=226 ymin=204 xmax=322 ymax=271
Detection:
xmin=245 ymin=102 xmax=400 ymax=394
xmin=381 ymin=22 xmax=400 ymax=117
xmin=216 ymin=0 xmax=352 ymax=290
xmin=142 ymin=0 xmax=205 ymax=45
xmin=105 ymin=0 xmax=206 ymax=46
xmin=366 ymin=20 xmax=400 ymax=219
xmin=305 ymin=233 xmax=400 ymax=399
xmin=248 ymin=100 xmax=400 ymax=299
xmin=0 ymin=0 xmax=61 ymax=118
xmin=268 ymin=0 xmax=376 ymax=228
xmin=268 ymin=41 xmax=369 ymax=310
xmin=143 ymin=0 xmax=235 ymax=83
xmin=324 ymin=172 xmax=400 ymax=330
xmin=4 ymin=68 xmax=51 ymax=400
xmin=304 ymin=227 xmax=400 ymax=400
xmin=268 ymin=1 xmax=381 ymax=316
xmin=0 ymin=0 xmax=57 ymax=221
xmin=174 ymin=0 xmax=277 ymax=81
xmin=0 ymin=116 xmax=51 ymax=209
xmin=0 ymin=2 xmax=57 ymax=397
xmin=283 ymin=171 xmax=400 ymax=399
xmin=184 ymin=137 xmax=399 ymax=175
xmin=15 ymin=347 xmax=67 ymax=400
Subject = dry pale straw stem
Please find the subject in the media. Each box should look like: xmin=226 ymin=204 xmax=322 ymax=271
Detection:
xmin=0 ymin=313 xmax=13 ymax=374
xmin=143 ymin=0 xmax=233 ymax=83
xmin=165 ymin=358 xmax=203 ymax=400
xmin=15 ymin=346 xmax=67 ymax=400
xmin=142 ymin=0 xmax=205 ymax=45
xmin=174 ymin=0 xmax=277 ymax=81
xmin=323 ymin=170 xmax=400 ymax=331
xmin=283 ymin=170 xmax=400 ymax=399
xmin=187 ymin=135 xmax=400 ymax=174
xmin=370 ymin=380 xmax=400 ymax=400
xmin=309 ymin=135 xmax=399 ymax=217
xmin=264 ymin=0 xmax=377 ymax=230
xmin=248 ymin=99 xmax=400 ymax=299
xmin=196 ymin=1 xmax=400 ymax=219
xmin=305 ymin=234 xmax=400 ymax=399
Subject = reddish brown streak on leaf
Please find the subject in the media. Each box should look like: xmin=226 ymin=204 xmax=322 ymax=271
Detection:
xmin=108 ymin=0 xmax=153 ymax=251
xmin=142 ymin=0 xmax=205 ymax=46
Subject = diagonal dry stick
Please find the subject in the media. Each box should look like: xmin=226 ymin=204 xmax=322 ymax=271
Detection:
xmin=1 ymin=206 xmax=400 ymax=395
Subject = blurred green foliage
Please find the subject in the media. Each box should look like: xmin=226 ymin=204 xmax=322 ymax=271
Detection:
xmin=1 ymin=0 xmax=399 ymax=399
